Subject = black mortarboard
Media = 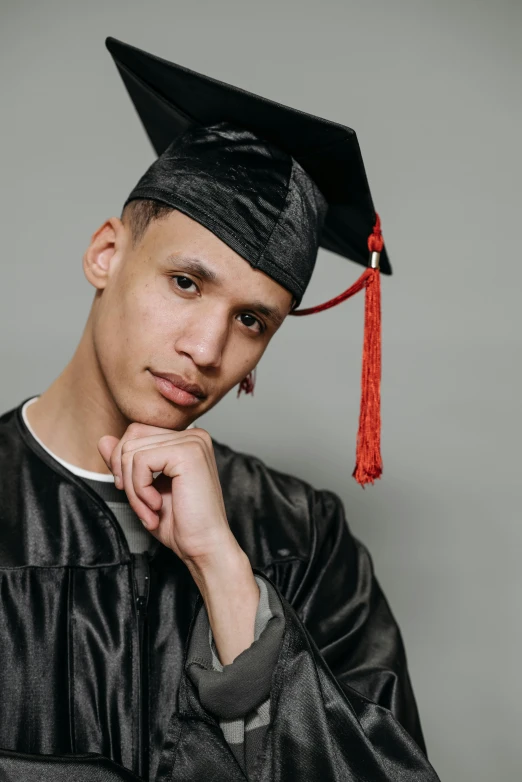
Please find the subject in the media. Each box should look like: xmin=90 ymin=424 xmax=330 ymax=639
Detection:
xmin=106 ymin=36 xmax=388 ymax=485
xmin=106 ymin=37 xmax=390 ymax=300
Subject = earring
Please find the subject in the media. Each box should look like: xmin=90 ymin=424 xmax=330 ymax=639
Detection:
xmin=237 ymin=368 xmax=256 ymax=397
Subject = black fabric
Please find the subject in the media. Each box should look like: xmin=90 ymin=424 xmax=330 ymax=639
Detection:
xmin=186 ymin=577 xmax=284 ymax=720
xmin=0 ymin=399 xmax=439 ymax=781
xmin=0 ymin=751 xmax=141 ymax=782
xmin=125 ymin=122 xmax=327 ymax=303
xmin=81 ymin=476 xmax=127 ymax=503
xmin=185 ymin=575 xmax=279 ymax=777
xmin=106 ymin=37 xmax=392 ymax=303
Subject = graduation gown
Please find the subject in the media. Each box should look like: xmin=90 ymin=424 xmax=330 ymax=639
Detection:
xmin=0 ymin=400 xmax=439 ymax=781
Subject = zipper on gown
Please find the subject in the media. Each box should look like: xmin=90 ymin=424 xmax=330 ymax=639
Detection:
xmin=133 ymin=552 xmax=150 ymax=780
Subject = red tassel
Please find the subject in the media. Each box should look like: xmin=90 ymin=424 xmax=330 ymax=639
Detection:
xmin=352 ymin=265 xmax=382 ymax=485
xmin=291 ymin=215 xmax=383 ymax=486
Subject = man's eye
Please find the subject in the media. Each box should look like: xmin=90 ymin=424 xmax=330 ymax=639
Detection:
xmin=238 ymin=313 xmax=263 ymax=333
xmin=172 ymin=275 xmax=197 ymax=292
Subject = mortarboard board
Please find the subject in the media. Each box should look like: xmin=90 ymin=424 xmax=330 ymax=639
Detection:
xmin=106 ymin=36 xmax=388 ymax=485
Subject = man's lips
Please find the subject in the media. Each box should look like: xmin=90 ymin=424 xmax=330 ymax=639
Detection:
xmin=150 ymin=371 xmax=206 ymax=407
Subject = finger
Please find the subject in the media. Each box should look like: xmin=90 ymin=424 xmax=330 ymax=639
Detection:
xmin=113 ymin=425 xmax=191 ymax=487
xmin=120 ymin=430 xmax=216 ymax=485
xmin=121 ymin=446 xmax=164 ymax=530
xmin=97 ymin=435 xmax=120 ymax=473
xmin=127 ymin=436 xmax=210 ymax=507
xmin=121 ymin=431 xmax=187 ymax=455
xmin=120 ymin=438 xmax=204 ymax=527
xmin=124 ymin=439 xmax=210 ymax=528
xmin=189 ymin=428 xmax=223 ymax=490
xmin=179 ymin=428 xmax=217 ymax=472
xmin=110 ymin=427 xmax=170 ymax=488
xmin=174 ymin=429 xmax=226 ymax=516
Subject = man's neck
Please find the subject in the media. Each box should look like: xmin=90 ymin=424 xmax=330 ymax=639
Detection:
xmin=26 ymin=320 xmax=130 ymax=475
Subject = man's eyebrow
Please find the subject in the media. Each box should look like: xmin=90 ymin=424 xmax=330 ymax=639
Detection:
xmin=165 ymin=255 xmax=220 ymax=284
xmin=249 ymin=301 xmax=285 ymax=328
xmin=165 ymin=254 xmax=285 ymax=327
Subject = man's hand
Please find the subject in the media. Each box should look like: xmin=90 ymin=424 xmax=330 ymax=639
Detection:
xmin=98 ymin=423 xmax=260 ymax=664
xmin=98 ymin=423 xmax=233 ymax=564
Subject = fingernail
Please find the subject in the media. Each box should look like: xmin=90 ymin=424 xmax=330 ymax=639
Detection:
xmin=139 ymin=518 xmax=152 ymax=529
xmin=114 ymin=475 xmax=122 ymax=488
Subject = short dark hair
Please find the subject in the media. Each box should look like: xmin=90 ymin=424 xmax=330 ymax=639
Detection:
xmin=121 ymin=199 xmax=175 ymax=246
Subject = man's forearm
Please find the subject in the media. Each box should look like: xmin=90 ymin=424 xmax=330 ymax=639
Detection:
xmin=187 ymin=542 xmax=260 ymax=665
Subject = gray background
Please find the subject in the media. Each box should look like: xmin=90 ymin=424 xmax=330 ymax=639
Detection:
xmin=1 ymin=0 xmax=521 ymax=779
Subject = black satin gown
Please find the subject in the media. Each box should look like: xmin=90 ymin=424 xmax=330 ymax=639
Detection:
xmin=0 ymin=400 xmax=439 ymax=781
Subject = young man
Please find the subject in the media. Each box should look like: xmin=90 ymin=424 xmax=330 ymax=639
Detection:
xmin=0 ymin=38 xmax=440 ymax=781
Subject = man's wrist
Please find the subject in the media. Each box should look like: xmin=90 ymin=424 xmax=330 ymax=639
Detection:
xmin=185 ymin=536 xmax=260 ymax=665
xmin=184 ymin=533 xmax=249 ymax=587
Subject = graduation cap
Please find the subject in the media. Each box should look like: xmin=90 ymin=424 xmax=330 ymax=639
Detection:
xmin=106 ymin=36 xmax=388 ymax=485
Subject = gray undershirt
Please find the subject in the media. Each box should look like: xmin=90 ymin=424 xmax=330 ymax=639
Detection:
xmin=81 ymin=476 xmax=157 ymax=553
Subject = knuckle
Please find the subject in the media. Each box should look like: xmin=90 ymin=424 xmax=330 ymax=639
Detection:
xmin=191 ymin=427 xmax=212 ymax=445
xmin=134 ymin=450 xmax=148 ymax=465
xmin=185 ymin=440 xmax=203 ymax=458
xmin=127 ymin=422 xmax=143 ymax=437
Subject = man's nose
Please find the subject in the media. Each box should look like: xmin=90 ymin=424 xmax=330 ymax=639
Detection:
xmin=174 ymin=310 xmax=230 ymax=369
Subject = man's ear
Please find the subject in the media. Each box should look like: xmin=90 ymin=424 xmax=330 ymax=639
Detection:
xmin=83 ymin=217 xmax=126 ymax=290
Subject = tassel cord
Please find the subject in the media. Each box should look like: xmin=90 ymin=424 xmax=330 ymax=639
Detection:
xmin=290 ymin=214 xmax=383 ymax=486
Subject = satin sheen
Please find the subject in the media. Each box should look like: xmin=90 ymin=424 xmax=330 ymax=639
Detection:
xmin=0 ymin=401 xmax=439 ymax=781
xmin=126 ymin=122 xmax=327 ymax=304
xmin=106 ymin=37 xmax=393 ymax=281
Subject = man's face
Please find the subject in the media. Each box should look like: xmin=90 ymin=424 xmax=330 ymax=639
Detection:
xmin=87 ymin=210 xmax=293 ymax=429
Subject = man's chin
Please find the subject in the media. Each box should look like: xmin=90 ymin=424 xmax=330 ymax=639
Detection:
xmin=116 ymin=392 xmax=203 ymax=431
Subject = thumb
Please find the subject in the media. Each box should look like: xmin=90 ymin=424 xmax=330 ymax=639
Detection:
xmin=97 ymin=435 xmax=120 ymax=469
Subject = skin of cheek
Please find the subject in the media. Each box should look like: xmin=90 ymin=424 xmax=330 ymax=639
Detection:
xmin=91 ymin=263 xmax=176 ymax=428
xmin=92 ymin=262 xmax=266 ymax=429
xmin=148 ymin=272 xmax=266 ymax=409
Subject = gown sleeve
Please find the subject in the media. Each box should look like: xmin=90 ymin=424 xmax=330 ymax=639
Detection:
xmin=186 ymin=575 xmax=284 ymax=775
xmin=280 ymin=487 xmax=427 ymax=750
xmin=166 ymin=487 xmax=440 ymax=781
